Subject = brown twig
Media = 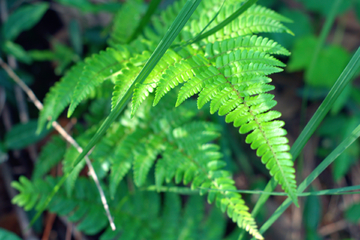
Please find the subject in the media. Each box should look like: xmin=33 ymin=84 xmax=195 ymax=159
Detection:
xmin=41 ymin=213 xmax=56 ymax=240
xmin=0 ymin=57 xmax=116 ymax=230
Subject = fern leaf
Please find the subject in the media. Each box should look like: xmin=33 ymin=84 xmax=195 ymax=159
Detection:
xmin=154 ymin=55 xmax=209 ymax=106
xmin=38 ymin=61 xmax=85 ymax=131
xmin=111 ymin=50 xmax=152 ymax=110
xmin=108 ymin=0 xmax=143 ymax=46
xmin=131 ymin=49 xmax=183 ymax=116
xmin=207 ymin=15 xmax=292 ymax=44
xmin=133 ymin=135 xmax=165 ymax=187
xmin=68 ymin=45 xmax=133 ymax=117
xmin=176 ymin=66 xmax=221 ymax=107
xmin=32 ymin=136 xmax=66 ymax=180
xmin=109 ymin=127 xmax=151 ymax=197
xmin=194 ymin=50 xmax=298 ymax=205
xmin=215 ymin=49 xmax=285 ymax=68
xmin=244 ymin=4 xmax=292 ymax=23
xmin=205 ymin=35 xmax=290 ymax=59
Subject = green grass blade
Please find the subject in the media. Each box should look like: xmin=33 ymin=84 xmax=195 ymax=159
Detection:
xmin=299 ymin=0 xmax=341 ymax=132
xmin=33 ymin=0 xmax=203 ymax=224
xmin=146 ymin=185 xmax=360 ymax=196
xmin=305 ymin=0 xmax=342 ymax=81
xmin=127 ymin=0 xmax=162 ymax=43
xmin=238 ymin=46 xmax=360 ymax=240
xmin=252 ymin=46 xmax=360 ymax=213
xmin=256 ymin=123 xmax=360 ymax=237
xmin=198 ymin=185 xmax=360 ymax=196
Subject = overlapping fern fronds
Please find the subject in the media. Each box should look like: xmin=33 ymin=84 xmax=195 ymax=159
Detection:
xmin=29 ymin=0 xmax=298 ymax=238
xmin=12 ymin=176 xmax=228 ymax=240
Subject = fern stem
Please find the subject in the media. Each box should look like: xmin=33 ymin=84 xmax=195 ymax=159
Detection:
xmin=0 ymin=57 xmax=116 ymax=231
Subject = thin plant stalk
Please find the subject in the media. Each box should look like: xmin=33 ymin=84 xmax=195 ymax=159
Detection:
xmin=255 ymin=123 xmax=360 ymax=238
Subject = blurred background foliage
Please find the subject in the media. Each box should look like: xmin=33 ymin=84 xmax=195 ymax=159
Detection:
xmin=1 ymin=0 xmax=360 ymax=239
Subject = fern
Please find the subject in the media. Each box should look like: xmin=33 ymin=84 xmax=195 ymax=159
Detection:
xmin=32 ymin=136 xmax=66 ymax=180
xmin=12 ymin=176 xmax=228 ymax=240
xmin=154 ymin=41 xmax=297 ymax=204
xmin=38 ymin=61 xmax=85 ymax=131
xmin=108 ymin=0 xmax=143 ymax=46
xmin=67 ymin=45 xmax=133 ymax=117
xmin=28 ymin=0 xmax=300 ymax=238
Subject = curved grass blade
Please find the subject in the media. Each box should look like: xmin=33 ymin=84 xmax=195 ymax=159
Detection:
xmin=247 ymin=47 xmax=360 ymax=225
xmin=255 ymin=123 xmax=360 ymax=238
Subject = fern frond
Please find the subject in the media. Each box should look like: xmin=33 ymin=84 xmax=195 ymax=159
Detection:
xmin=68 ymin=45 xmax=133 ymax=117
xmin=244 ymin=4 xmax=292 ymax=23
xmin=185 ymin=148 xmax=263 ymax=238
xmin=109 ymin=126 xmax=150 ymax=197
xmin=111 ymin=63 xmax=143 ymax=110
xmin=187 ymin=50 xmax=298 ymax=205
xmin=176 ymin=56 xmax=282 ymax=107
xmin=32 ymin=136 xmax=66 ymax=180
xmin=154 ymin=55 xmax=209 ymax=106
xmin=108 ymin=0 xmax=143 ymax=46
xmin=205 ymin=35 xmax=290 ymax=59
xmin=110 ymin=49 xmax=153 ymax=111
xmin=211 ymin=15 xmax=292 ymax=42
xmin=13 ymin=175 xmax=229 ymax=239
xmin=131 ymin=49 xmax=183 ymax=116
xmin=38 ymin=61 xmax=85 ymax=131
xmin=133 ymin=135 xmax=165 ymax=187
xmin=176 ymin=66 xmax=221 ymax=107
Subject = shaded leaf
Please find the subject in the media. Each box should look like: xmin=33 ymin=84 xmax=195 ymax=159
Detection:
xmin=3 ymin=3 xmax=49 ymax=41
xmin=5 ymin=120 xmax=51 ymax=150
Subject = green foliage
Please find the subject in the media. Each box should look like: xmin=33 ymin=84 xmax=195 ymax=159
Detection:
xmin=268 ymin=8 xmax=313 ymax=50
xmin=12 ymin=176 xmax=227 ymax=240
xmin=32 ymin=136 xmax=67 ymax=180
xmin=345 ymin=202 xmax=360 ymax=223
xmin=317 ymin=115 xmax=360 ymax=181
xmin=2 ymin=41 xmax=32 ymax=64
xmin=54 ymin=0 xmax=121 ymax=13
xmin=4 ymin=120 xmax=51 ymax=150
xmin=288 ymin=35 xmax=351 ymax=88
xmin=109 ymin=0 xmax=143 ymax=45
xmin=0 ymin=228 xmax=21 ymax=240
xmin=303 ymin=187 xmax=322 ymax=240
xmin=2 ymin=2 xmax=49 ymax=41
xmin=11 ymin=0 xmax=301 ymax=238
xmin=296 ymin=0 xmax=351 ymax=16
